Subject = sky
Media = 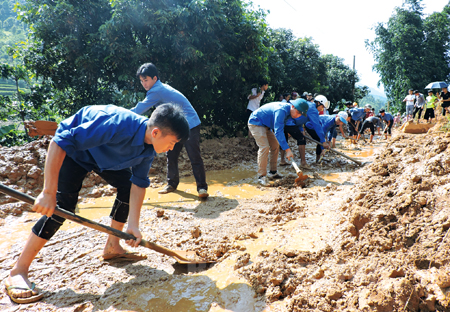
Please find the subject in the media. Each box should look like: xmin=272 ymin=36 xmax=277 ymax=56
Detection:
xmin=250 ymin=0 xmax=449 ymax=95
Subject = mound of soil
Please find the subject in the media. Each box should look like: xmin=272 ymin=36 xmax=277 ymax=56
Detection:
xmin=237 ymin=131 xmax=450 ymax=311
xmin=400 ymin=121 xmax=436 ymax=134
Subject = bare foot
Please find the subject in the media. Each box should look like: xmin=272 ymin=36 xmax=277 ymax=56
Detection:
xmin=103 ymin=240 xmax=128 ymax=257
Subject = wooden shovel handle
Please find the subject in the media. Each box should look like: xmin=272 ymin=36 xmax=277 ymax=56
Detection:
xmin=0 ymin=183 xmax=191 ymax=262
xmin=291 ymin=161 xmax=301 ymax=174
xmin=304 ymin=136 xmax=362 ymax=166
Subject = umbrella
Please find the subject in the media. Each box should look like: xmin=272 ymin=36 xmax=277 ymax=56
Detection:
xmin=425 ymin=81 xmax=447 ymax=89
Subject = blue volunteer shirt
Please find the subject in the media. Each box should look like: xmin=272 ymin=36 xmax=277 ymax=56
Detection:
xmin=305 ymin=102 xmax=326 ymax=148
xmin=53 ymin=105 xmax=156 ymax=188
xmin=248 ymin=102 xmax=292 ymax=150
xmin=131 ymin=80 xmax=201 ymax=129
xmin=381 ymin=112 xmax=394 ymax=122
xmin=350 ymin=107 xmax=366 ymax=122
xmin=319 ymin=115 xmax=337 ymax=141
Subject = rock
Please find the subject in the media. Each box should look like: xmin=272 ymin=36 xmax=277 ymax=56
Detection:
xmin=326 ymin=287 xmax=343 ymax=300
xmin=416 ymin=197 xmax=427 ymax=206
xmin=388 ymin=268 xmax=405 ymax=278
xmin=156 ymin=209 xmax=165 ymax=217
xmin=312 ymin=268 xmax=325 ymax=279
xmin=435 ymin=270 xmax=450 ymax=288
xmin=347 ymin=224 xmax=358 ymax=236
xmin=191 ymin=226 xmax=201 ymax=238
xmin=280 ymin=248 xmax=297 ymax=257
xmin=234 ymin=253 xmax=250 ymax=270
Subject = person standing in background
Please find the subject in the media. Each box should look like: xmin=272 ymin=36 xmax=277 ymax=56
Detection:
xmin=413 ymin=90 xmax=425 ymax=123
xmin=403 ymin=89 xmax=415 ymax=121
xmin=246 ymin=80 xmax=269 ymax=136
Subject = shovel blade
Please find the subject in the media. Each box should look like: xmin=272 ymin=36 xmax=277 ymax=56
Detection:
xmin=172 ymin=250 xmax=216 ymax=264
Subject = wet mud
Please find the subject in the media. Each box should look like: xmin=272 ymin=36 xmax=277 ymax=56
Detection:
xmin=0 ymin=124 xmax=449 ymax=311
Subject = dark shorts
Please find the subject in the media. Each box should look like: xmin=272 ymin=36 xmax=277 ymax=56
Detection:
xmin=283 ymin=125 xmax=306 ymax=146
xmin=348 ymin=120 xmax=360 ymax=136
xmin=413 ymin=107 xmax=423 ymax=119
xmin=32 ymin=156 xmax=132 ymax=240
xmin=424 ymin=108 xmax=435 ymax=120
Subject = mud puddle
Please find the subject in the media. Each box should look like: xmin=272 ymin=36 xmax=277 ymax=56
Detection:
xmin=0 ymin=167 xmax=266 ymax=258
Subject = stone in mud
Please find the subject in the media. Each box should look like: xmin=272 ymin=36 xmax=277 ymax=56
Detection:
xmin=435 ymin=270 xmax=450 ymax=288
xmin=280 ymin=248 xmax=297 ymax=257
xmin=326 ymin=286 xmax=343 ymax=300
xmin=190 ymin=226 xmax=201 ymax=239
xmin=350 ymin=208 xmax=371 ymax=232
xmin=311 ymin=268 xmax=325 ymax=279
xmin=388 ymin=268 xmax=405 ymax=278
xmin=234 ymin=253 xmax=250 ymax=270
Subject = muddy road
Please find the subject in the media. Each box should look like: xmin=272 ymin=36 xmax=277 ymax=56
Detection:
xmin=0 ymin=125 xmax=449 ymax=312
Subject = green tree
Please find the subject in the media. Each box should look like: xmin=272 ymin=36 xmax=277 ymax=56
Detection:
xmin=318 ymin=54 xmax=368 ymax=112
xmin=16 ymin=0 xmax=269 ymax=134
xmin=266 ymin=29 xmax=323 ymax=101
xmin=366 ymin=0 xmax=450 ymax=112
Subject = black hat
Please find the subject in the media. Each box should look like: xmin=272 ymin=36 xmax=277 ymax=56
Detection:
xmin=414 ymin=90 xmax=419 ymax=94
xmin=379 ymin=108 xmax=385 ymax=113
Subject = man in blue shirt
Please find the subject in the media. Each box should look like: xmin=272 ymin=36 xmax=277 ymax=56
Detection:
xmin=5 ymin=104 xmax=189 ymax=304
xmin=131 ymin=63 xmax=208 ymax=198
xmin=348 ymin=104 xmax=372 ymax=143
xmin=379 ymin=109 xmax=394 ymax=140
xmin=305 ymin=96 xmax=331 ymax=163
xmin=248 ymin=99 xmax=309 ymax=186
xmin=320 ymin=112 xmax=348 ymax=147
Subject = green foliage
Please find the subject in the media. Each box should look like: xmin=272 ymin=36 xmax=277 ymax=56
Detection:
xmin=366 ymin=0 xmax=450 ymax=112
xmin=266 ymin=30 xmax=323 ymax=101
xmin=359 ymin=94 xmax=387 ymax=113
xmin=319 ymin=54 xmax=369 ymax=111
xmin=9 ymin=0 xmax=366 ymax=139
xmin=0 ymin=123 xmax=14 ymax=137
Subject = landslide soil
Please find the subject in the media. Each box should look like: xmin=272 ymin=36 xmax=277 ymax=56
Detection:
xmin=0 ymin=124 xmax=450 ymax=312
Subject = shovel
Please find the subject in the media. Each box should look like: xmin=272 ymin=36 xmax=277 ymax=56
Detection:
xmin=304 ymin=136 xmax=363 ymax=166
xmin=0 ymin=183 xmax=213 ymax=265
xmin=291 ymin=161 xmax=309 ymax=187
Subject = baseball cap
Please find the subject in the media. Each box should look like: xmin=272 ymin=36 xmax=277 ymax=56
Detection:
xmin=338 ymin=111 xmax=348 ymax=124
xmin=291 ymin=98 xmax=309 ymax=116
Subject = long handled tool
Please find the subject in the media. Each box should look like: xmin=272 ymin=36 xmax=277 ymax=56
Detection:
xmin=291 ymin=160 xmax=309 ymax=186
xmin=0 ymin=183 xmax=213 ymax=264
xmin=304 ymin=136 xmax=362 ymax=166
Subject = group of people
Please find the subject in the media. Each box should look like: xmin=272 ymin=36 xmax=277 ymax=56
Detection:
xmin=246 ymin=86 xmax=353 ymax=186
xmin=403 ymin=86 xmax=450 ymax=123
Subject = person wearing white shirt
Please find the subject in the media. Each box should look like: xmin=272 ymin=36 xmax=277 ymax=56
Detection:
xmin=246 ymin=80 xmax=269 ymax=136
xmin=403 ymin=89 xmax=415 ymax=120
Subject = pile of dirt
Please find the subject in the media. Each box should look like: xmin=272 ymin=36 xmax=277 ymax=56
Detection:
xmin=0 ymin=137 xmax=115 ymax=219
xmin=400 ymin=121 xmax=436 ymax=134
xmin=237 ymin=131 xmax=450 ymax=311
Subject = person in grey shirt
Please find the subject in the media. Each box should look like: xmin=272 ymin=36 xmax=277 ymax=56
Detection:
xmin=413 ymin=90 xmax=426 ymax=122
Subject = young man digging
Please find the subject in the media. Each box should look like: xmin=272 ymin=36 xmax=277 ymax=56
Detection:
xmin=248 ymin=99 xmax=309 ymax=186
xmin=4 ymin=104 xmax=189 ymax=304
xmin=131 ymin=63 xmax=209 ymax=198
